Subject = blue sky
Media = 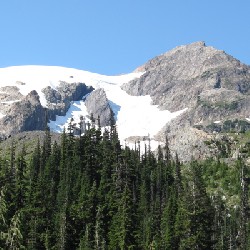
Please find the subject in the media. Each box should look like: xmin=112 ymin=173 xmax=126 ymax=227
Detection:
xmin=0 ymin=1 xmax=249 ymax=75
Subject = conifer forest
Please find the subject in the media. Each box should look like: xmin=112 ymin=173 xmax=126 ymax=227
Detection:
xmin=0 ymin=122 xmax=249 ymax=249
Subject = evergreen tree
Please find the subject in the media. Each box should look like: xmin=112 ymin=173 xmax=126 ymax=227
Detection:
xmin=237 ymin=159 xmax=249 ymax=249
xmin=14 ymin=145 xmax=27 ymax=211
xmin=0 ymin=187 xmax=8 ymax=247
xmin=161 ymin=187 xmax=178 ymax=249
xmin=109 ymin=184 xmax=136 ymax=249
xmin=0 ymin=118 xmax=248 ymax=249
xmin=180 ymin=161 xmax=215 ymax=249
xmin=5 ymin=211 xmax=25 ymax=249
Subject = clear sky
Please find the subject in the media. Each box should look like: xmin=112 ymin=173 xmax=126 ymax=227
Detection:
xmin=0 ymin=0 xmax=249 ymax=75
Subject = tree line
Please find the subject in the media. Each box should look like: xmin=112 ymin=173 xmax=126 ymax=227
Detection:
xmin=0 ymin=123 xmax=249 ymax=249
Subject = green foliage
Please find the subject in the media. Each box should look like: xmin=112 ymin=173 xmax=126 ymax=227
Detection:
xmin=0 ymin=125 xmax=249 ymax=249
xmin=199 ymin=99 xmax=240 ymax=111
xmin=205 ymin=119 xmax=250 ymax=133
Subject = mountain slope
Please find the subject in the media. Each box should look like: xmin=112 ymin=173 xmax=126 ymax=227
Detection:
xmin=0 ymin=65 xmax=185 ymax=150
xmin=0 ymin=42 xmax=249 ymax=160
xmin=122 ymin=41 xmax=250 ymax=160
xmin=123 ymin=41 xmax=250 ymax=112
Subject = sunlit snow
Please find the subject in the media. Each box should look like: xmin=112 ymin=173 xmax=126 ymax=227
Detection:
xmin=48 ymin=101 xmax=89 ymax=133
xmin=0 ymin=66 xmax=141 ymax=107
xmin=0 ymin=65 xmax=187 ymax=150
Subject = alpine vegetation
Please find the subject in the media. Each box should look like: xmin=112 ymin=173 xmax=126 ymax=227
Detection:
xmin=0 ymin=122 xmax=249 ymax=249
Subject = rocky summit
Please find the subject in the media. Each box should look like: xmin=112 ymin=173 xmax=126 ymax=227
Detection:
xmin=123 ymin=41 xmax=250 ymax=113
xmin=0 ymin=42 xmax=249 ymax=161
xmin=122 ymin=41 xmax=250 ymax=160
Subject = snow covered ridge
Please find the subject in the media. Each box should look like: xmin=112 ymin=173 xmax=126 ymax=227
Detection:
xmin=0 ymin=65 xmax=142 ymax=107
xmin=0 ymin=65 xmax=187 ymax=149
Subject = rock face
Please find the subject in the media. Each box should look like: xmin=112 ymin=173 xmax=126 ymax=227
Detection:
xmin=123 ymin=41 xmax=250 ymax=161
xmin=0 ymin=90 xmax=45 ymax=136
xmin=123 ymin=41 xmax=250 ymax=112
xmin=42 ymin=82 xmax=94 ymax=120
xmin=85 ymin=88 xmax=113 ymax=126
xmin=0 ymin=81 xmax=93 ymax=138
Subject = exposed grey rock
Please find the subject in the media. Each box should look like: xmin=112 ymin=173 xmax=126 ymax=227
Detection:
xmin=0 ymin=81 xmax=93 ymax=138
xmin=0 ymin=86 xmax=23 ymax=102
xmin=42 ymin=81 xmax=94 ymax=120
xmin=0 ymin=42 xmax=249 ymax=162
xmin=154 ymin=110 xmax=217 ymax=162
xmin=85 ymin=88 xmax=113 ymax=126
xmin=0 ymin=90 xmax=46 ymax=137
xmin=56 ymin=81 xmax=93 ymax=101
xmin=0 ymin=86 xmax=24 ymax=119
xmin=123 ymin=41 xmax=250 ymax=161
xmin=123 ymin=41 xmax=250 ymax=112
xmin=42 ymin=86 xmax=62 ymax=103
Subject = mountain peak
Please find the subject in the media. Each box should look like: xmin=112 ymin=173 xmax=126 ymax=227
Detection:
xmin=168 ymin=40 xmax=207 ymax=52
xmin=0 ymin=43 xmax=249 ymax=161
xmin=134 ymin=41 xmax=246 ymax=76
xmin=134 ymin=41 xmax=211 ymax=73
xmin=122 ymin=42 xmax=250 ymax=160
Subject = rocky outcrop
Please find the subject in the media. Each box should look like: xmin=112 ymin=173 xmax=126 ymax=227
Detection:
xmin=85 ymin=88 xmax=113 ymax=126
xmin=42 ymin=82 xmax=94 ymax=120
xmin=0 ymin=86 xmax=23 ymax=102
xmin=0 ymin=81 xmax=94 ymax=138
xmin=0 ymin=90 xmax=45 ymax=137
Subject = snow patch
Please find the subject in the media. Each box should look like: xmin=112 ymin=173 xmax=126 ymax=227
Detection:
xmin=48 ymin=101 xmax=89 ymax=133
xmin=48 ymin=71 xmax=187 ymax=151
xmin=0 ymin=65 xmax=187 ymax=151
xmin=0 ymin=66 xmax=144 ymax=107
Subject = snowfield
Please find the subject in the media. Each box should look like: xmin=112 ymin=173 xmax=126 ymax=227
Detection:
xmin=0 ymin=65 xmax=187 ymax=149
